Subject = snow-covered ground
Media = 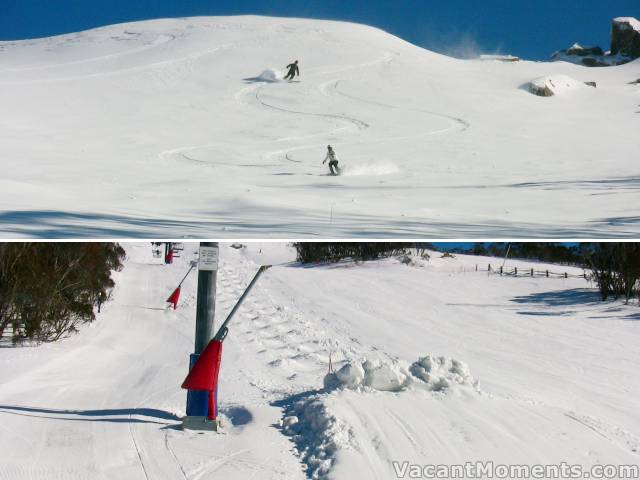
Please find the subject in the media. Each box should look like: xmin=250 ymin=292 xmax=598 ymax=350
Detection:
xmin=1 ymin=16 xmax=640 ymax=237
xmin=1 ymin=242 xmax=639 ymax=479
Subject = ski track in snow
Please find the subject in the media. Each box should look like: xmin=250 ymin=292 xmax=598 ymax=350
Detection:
xmin=158 ymin=51 xmax=471 ymax=179
xmin=2 ymin=18 xmax=640 ymax=236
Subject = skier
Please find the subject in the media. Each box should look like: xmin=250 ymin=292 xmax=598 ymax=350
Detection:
xmin=284 ymin=60 xmax=299 ymax=80
xmin=323 ymin=145 xmax=340 ymax=175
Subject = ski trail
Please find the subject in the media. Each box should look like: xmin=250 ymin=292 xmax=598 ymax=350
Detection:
xmin=564 ymin=411 xmax=640 ymax=455
xmin=128 ymin=419 xmax=151 ymax=480
xmin=331 ymin=79 xmax=470 ymax=133
xmin=158 ymin=52 xmax=398 ymax=171
xmin=0 ymin=33 xmax=177 ymax=73
xmin=253 ymin=83 xmax=370 ymax=130
xmin=0 ymin=37 xmax=234 ymax=84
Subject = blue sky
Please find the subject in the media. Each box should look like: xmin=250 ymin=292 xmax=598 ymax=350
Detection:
xmin=2 ymin=1 xmax=639 ymax=59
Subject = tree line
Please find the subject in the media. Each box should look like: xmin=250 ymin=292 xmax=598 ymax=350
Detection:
xmin=0 ymin=243 xmax=125 ymax=344
xmin=293 ymin=243 xmax=411 ymax=264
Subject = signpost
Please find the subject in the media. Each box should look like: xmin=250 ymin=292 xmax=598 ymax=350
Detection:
xmin=181 ymin=241 xmax=271 ymax=432
xmin=183 ymin=242 xmax=219 ymax=431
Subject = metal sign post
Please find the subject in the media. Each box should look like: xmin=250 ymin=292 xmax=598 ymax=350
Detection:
xmin=183 ymin=242 xmax=219 ymax=431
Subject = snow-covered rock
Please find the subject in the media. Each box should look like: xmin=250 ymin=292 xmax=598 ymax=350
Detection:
xmin=528 ymin=74 xmax=587 ymax=97
xmin=479 ymin=54 xmax=520 ymax=62
xmin=550 ymin=17 xmax=640 ymax=66
xmin=611 ymin=17 xmax=640 ymax=59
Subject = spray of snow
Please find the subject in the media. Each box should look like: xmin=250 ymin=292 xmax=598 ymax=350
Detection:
xmin=257 ymin=68 xmax=283 ymax=82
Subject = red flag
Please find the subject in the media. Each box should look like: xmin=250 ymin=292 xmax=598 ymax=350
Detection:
xmin=165 ymin=249 xmax=174 ymax=264
xmin=166 ymin=286 xmax=181 ymax=309
xmin=181 ymin=339 xmax=223 ymax=393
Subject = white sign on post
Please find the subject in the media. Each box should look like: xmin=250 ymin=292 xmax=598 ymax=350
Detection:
xmin=198 ymin=245 xmax=219 ymax=271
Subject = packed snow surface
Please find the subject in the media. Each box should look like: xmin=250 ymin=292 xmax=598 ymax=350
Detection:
xmin=1 ymin=243 xmax=639 ymax=479
xmin=1 ymin=16 xmax=640 ymax=237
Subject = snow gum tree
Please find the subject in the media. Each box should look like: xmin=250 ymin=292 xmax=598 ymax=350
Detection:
xmin=0 ymin=243 xmax=125 ymax=343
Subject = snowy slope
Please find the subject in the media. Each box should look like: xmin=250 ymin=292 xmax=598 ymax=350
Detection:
xmin=1 ymin=243 xmax=639 ymax=479
xmin=1 ymin=16 xmax=640 ymax=237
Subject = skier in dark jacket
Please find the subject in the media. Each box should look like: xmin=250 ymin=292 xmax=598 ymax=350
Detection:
xmin=284 ymin=60 xmax=299 ymax=80
xmin=323 ymin=145 xmax=340 ymax=175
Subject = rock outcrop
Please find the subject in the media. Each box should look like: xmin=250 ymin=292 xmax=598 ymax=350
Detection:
xmin=611 ymin=17 xmax=640 ymax=58
xmin=551 ymin=17 xmax=640 ymax=67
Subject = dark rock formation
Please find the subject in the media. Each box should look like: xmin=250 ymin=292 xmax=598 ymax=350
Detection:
xmin=567 ymin=44 xmax=604 ymax=56
xmin=611 ymin=17 xmax=640 ymax=58
xmin=550 ymin=17 xmax=640 ymax=67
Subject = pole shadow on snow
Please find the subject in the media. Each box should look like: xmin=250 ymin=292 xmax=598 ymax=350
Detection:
xmin=219 ymin=405 xmax=254 ymax=426
xmin=0 ymin=405 xmax=179 ymax=425
xmin=587 ymin=311 xmax=640 ymax=322
xmin=516 ymin=310 xmax=575 ymax=317
xmin=511 ymin=288 xmax=600 ymax=307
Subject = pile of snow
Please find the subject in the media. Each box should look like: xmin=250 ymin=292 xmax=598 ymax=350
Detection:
xmin=256 ymin=68 xmax=282 ymax=82
xmin=324 ymin=355 xmax=476 ymax=393
xmin=324 ymin=358 xmax=409 ymax=392
xmin=281 ymin=396 xmax=353 ymax=480
xmin=409 ymin=355 xmax=476 ymax=391
xmin=528 ymin=74 xmax=587 ymax=97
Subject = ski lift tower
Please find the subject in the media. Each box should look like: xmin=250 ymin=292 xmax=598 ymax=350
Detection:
xmin=183 ymin=242 xmax=219 ymax=431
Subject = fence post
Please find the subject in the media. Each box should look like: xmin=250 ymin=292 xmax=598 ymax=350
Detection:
xmin=565 ymin=272 xmax=568 ymax=279
xmin=514 ymin=267 xmax=518 ymax=276
xmin=546 ymin=270 xmax=549 ymax=278
xmin=500 ymin=266 xmax=503 ymax=275
xmin=531 ymin=268 xmax=533 ymax=277
xmin=488 ymin=264 xmax=491 ymax=272
xmin=475 ymin=264 xmax=478 ymax=272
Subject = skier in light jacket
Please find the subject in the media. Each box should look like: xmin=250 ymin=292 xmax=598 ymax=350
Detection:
xmin=323 ymin=145 xmax=340 ymax=175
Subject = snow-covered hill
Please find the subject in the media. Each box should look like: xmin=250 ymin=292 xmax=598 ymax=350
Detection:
xmin=1 ymin=16 xmax=640 ymax=237
xmin=1 ymin=243 xmax=638 ymax=479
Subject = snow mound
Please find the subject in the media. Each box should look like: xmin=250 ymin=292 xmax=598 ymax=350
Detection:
xmin=324 ymin=358 xmax=410 ymax=392
xmin=409 ymin=355 xmax=476 ymax=391
xmin=528 ymin=74 xmax=587 ymax=97
xmin=281 ymin=395 xmax=353 ymax=480
xmin=257 ymin=68 xmax=283 ymax=82
xmin=324 ymin=355 xmax=476 ymax=393
xmin=341 ymin=162 xmax=400 ymax=176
